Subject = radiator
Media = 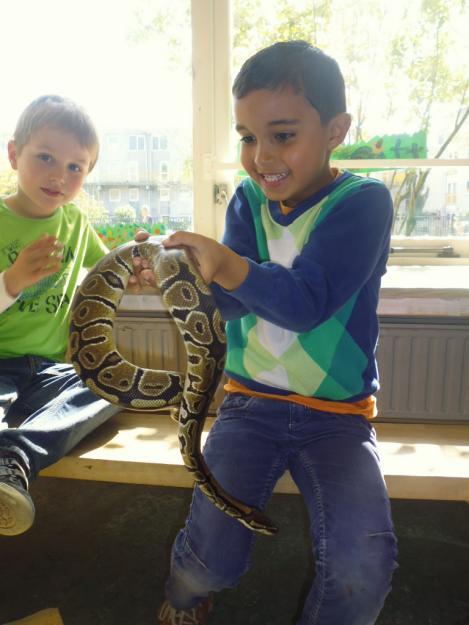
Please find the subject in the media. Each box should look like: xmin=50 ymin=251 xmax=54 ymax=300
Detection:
xmin=115 ymin=313 xmax=469 ymax=423
xmin=377 ymin=317 xmax=469 ymax=423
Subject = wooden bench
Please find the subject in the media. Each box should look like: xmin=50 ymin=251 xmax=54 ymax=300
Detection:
xmin=40 ymin=411 xmax=469 ymax=502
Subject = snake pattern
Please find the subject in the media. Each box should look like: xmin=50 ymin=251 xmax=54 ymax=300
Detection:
xmin=69 ymin=237 xmax=277 ymax=535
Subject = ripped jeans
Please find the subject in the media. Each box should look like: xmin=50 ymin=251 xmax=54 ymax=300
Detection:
xmin=0 ymin=356 xmax=120 ymax=479
xmin=165 ymin=394 xmax=398 ymax=625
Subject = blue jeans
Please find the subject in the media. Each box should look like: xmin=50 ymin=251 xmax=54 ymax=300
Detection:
xmin=0 ymin=356 xmax=120 ymax=479
xmin=166 ymin=394 xmax=398 ymax=625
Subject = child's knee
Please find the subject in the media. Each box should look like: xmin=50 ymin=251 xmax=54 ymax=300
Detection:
xmin=327 ymin=530 xmax=398 ymax=603
xmin=172 ymin=530 xmax=251 ymax=593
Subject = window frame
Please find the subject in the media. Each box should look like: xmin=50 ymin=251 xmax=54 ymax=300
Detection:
xmin=159 ymin=161 xmax=169 ymax=182
xmin=190 ymin=0 xmax=469 ymax=264
xmin=129 ymin=134 xmax=145 ymax=151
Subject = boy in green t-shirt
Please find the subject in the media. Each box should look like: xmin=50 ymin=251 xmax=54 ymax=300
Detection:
xmin=0 ymin=95 xmax=139 ymax=536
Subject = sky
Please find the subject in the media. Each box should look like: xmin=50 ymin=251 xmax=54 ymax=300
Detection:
xmin=0 ymin=0 xmax=193 ymax=136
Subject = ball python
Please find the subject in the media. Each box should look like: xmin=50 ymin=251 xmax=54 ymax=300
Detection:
xmin=68 ymin=236 xmax=277 ymax=536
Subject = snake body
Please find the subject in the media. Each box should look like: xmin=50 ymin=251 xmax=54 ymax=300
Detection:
xmin=69 ymin=236 xmax=277 ymax=535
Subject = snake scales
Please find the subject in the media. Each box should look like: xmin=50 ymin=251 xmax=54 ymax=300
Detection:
xmin=68 ymin=236 xmax=277 ymax=535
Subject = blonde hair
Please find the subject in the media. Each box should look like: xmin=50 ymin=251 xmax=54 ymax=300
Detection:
xmin=13 ymin=95 xmax=99 ymax=171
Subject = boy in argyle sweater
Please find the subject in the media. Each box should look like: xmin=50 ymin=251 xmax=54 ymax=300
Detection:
xmin=157 ymin=41 xmax=397 ymax=625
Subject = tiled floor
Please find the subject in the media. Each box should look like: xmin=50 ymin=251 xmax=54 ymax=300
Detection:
xmin=1 ymin=478 xmax=469 ymax=625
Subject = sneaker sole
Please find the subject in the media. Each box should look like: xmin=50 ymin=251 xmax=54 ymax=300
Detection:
xmin=0 ymin=482 xmax=35 ymax=536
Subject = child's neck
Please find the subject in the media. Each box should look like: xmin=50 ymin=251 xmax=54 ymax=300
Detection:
xmin=279 ymin=168 xmax=342 ymax=215
xmin=4 ymin=193 xmax=57 ymax=219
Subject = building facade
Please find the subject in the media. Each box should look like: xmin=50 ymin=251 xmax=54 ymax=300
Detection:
xmin=84 ymin=129 xmax=193 ymax=227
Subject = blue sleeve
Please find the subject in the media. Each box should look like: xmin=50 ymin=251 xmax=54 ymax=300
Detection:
xmin=210 ymin=185 xmax=260 ymax=319
xmin=217 ymin=184 xmax=393 ymax=332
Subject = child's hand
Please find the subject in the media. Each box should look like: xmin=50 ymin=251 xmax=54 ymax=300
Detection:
xmin=128 ymin=228 xmax=156 ymax=291
xmin=3 ymin=235 xmax=64 ymax=298
xmin=163 ymin=231 xmax=248 ymax=290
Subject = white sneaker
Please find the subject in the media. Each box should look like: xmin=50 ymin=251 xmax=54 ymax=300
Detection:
xmin=0 ymin=456 xmax=35 ymax=536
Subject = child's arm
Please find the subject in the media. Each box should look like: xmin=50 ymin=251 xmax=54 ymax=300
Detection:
xmin=1 ymin=235 xmax=63 ymax=302
xmin=163 ymin=232 xmax=249 ymax=290
xmin=129 ymin=230 xmax=249 ymax=293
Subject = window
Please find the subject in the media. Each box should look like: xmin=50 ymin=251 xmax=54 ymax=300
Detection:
xmin=447 ymin=179 xmax=457 ymax=195
xmin=128 ymin=162 xmax=139 ymax=183
xmin=160 ymin=187 xmax=170 ymax=202
xmin=106 ymin=161 xmax=119 ymax=181
xmin=129 ymin=135 xmax=145 ymax=151
xmin=109 ymin=188 xmax=121 ymax=202
xmin=153 ymin=135 xmax=168 ymax=150
xmin=160 ymin=162 xmax=169 ymax=182
xmin=226 ymin=0 xmax=469 ymax=254
xmin=1 ymin=0 xmax=467 ymax=252
xmin=129 ymin=187 xmax=139 ymax=202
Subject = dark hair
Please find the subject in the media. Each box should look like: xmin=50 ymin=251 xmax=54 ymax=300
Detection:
xmin=232 ymin=40 xmax=346 ymax=124
xmin=13 ymin=94 xmax=99 ymax=171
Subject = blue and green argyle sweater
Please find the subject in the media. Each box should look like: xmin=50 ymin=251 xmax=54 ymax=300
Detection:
xmin=211 ymin=171 xmax=393 ymax=402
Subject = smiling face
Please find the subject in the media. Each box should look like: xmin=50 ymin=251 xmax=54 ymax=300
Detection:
xmin=7 ymin=125 xmax=95 ymax=218
xmin=235 ymin=87 xmax=350 ymax=208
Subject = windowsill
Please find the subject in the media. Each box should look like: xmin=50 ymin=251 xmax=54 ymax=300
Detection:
xmin=388 ymin=257 xmax=469 ymax=266
xmin=383 ymin=265 xmax=469 ymax=290
xmin=117 ymin=266 xmax=469 ymax=319
xmin=389 ymin=236 xmax=469 ymax=265
xmin=379 ymin=265 xmax=469 ymax=317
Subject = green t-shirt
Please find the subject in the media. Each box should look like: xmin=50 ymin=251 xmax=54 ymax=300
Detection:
xmin=0 ymin=199 xmax=108 ymax=362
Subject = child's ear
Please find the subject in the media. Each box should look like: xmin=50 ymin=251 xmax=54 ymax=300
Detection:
xmin=327 ymin=113 xmax=351 ymax=150
xmin=7 ymin=140 xmax=19 ymax=170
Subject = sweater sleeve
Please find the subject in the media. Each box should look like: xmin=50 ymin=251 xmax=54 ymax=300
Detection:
xmin=218 ymin=184 xmax=393 ymax=332
xmin=210 ymin=185 xmax=261 ymax=320
xmin=0 ymin=272 xmax=19 ymax=314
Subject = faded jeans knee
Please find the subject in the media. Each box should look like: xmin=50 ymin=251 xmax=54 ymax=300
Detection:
xmin=335 ymin=530 xmax=397 ymax=603
xmin=166 ymin=529 xmax=251 ymax=610
xmin=301 ymin=530 xmax=398 ymax=625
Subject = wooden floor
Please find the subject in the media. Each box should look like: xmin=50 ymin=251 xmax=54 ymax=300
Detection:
xmin=39 ymin=411 xmax=469 ymax=502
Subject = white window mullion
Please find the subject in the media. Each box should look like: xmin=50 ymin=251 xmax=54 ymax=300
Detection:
xmin=191 ymin=0 xmax=232 ymax=239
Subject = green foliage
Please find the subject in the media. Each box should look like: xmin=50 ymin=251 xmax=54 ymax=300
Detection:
xmin=233 ymin=0 xmax=332 ymax=69
xmin=74 ymin=190 xmax=109 ymax=223
xmin=114 ymin=204 xmax=137 ymax=223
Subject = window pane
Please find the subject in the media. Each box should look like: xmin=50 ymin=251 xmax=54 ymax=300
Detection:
xmin=232 ymin=0 xmax=469 ymax=238
xmin=0 ymin=0 xmax=193 ymax=243
xmin=373 ymin=167 xmax=469 ymax=238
